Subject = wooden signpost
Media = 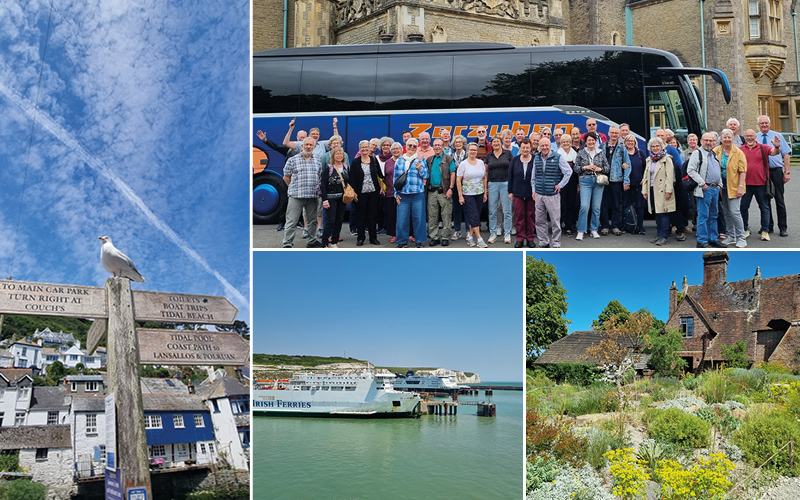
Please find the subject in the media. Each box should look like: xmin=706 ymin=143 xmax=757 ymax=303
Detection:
xmin=0 ymin=277 xmax=244 ymax=500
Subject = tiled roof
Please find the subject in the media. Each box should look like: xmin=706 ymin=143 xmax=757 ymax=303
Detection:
xmin=140 ymin=378 xmax=189 ymax=395
xmin=0 ymin=425 xmax=71 ymax=450
xmin=143 ymin=394 xmax=206 ymax=412
xmin=72 ymin=395 xmax=106 ymax=412
xmin=196 ymin=376 xmax=248 ymax=401
xmin=534 ymin=331 xmax=650 ymax=369
xmin=29 ymin=386 xmax=69 ymax=410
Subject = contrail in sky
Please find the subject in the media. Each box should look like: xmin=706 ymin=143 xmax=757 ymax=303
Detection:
xmin=0 ymin=81 xmax=248 ymax=310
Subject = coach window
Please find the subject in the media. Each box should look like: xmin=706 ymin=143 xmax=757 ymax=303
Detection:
xmin=453 ymin=53 xmax=531 ymax=108
xmin=253 ymin=60 xmax=302 ymax=114
xmin=376 ymin=56 xmax=453 ymax=110
xmin=300 ymin=58 xmax=377 ymax=112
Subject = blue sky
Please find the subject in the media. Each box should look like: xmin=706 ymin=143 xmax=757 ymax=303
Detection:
xmin=253 ymin=251 xmax=524 ymax=382
xmin=0 ymin=1 xmax=250 ymax=321
xmin=528 ymin=251 xmax=800 ymax=334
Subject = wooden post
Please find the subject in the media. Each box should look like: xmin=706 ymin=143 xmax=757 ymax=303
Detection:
xmin=106 ymin=278 xmax=152 ymax=498
xmin=791 ymin=440 xmax=794 ymax=472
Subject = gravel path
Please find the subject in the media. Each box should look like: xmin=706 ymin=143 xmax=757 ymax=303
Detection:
xmin=753 ymin=477 xmax=800 ymax=500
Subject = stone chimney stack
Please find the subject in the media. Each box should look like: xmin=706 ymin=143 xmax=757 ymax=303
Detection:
xmin=669 ymin=281 xmax=678 ymax=318
xmin=702 ymin=251 xmax=729 ymax=287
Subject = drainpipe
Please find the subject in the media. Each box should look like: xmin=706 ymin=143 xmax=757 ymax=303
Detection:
xmin=793 ymin=9 xmax=799 ymax=80
xmin=699 ymin=0 xmax=708 ymax=126
xmin=625 ymin=3 xmax=633 ymax=45
xmin=699 ymin=0 xmax=708 ymax=128
xmin=283 ymin=0 xmax=288 ymax=48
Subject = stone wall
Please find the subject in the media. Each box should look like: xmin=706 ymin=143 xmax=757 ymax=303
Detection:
xmin=254 ymin=0 xmax=296 ymax=51
xmin=18 ymin=448 xmax=76 ymax=500
xmin=75 ymin=468 xmax=249 ymax=499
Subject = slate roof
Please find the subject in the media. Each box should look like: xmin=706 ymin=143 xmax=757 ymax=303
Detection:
xmin=29 ymin=386 xmax=69 ymax=411
xmin=196 ymin=376 xmax=248 ymax=401
xmin=0 ymin=425 xmax=71 ymax=450
xmin=140 ymin=377 xmax=189 ymax=395
xmin=143 ymin=394 xmax=206 ymax=412
xmin=534 ymin=331 xmax=650 ymax=370
xmin=0 ymin=369 xmax=33 ymax=384
xmin=64 ymin=375 xmax=105 ymax=382
xmin=72 ymin=395 xmax=106 ymax=412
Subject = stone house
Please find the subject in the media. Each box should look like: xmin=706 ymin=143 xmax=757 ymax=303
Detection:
xmin=667 ymin=251 xmax=800 ymax=372
xmin=0 ymin=425 xmax=74 ymax=498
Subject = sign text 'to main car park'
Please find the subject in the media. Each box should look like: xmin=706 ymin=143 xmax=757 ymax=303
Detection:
xmin=0 ymin=279 xmax=238 ymax=324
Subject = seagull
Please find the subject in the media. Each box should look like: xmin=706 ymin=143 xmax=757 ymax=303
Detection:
xmin=99 ymin=236 xmax=145 ymax=283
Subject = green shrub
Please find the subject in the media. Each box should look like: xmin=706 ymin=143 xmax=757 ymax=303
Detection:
xmin=734 ymin=411 xmax=800 ymax=476
xmin=683 ymin=373 xmax=701 ymax=391
xmin=536 ymin=363 xmax=599 ymax=386
xmin=636 ymin=439 xmax=680 ymax=481
xmin=0 ymin=480 xmax=47 ymax=500
xmin=727 ymin=368 xmax=766 ymax=392
xmin=0 ymin=451 xmax=20 ymax=473
xmin=526 ymin=457 xmax=559 ymax=493
xmin=648 ymin=408 xmax=711 ymax=448
xmin=526 ymin=410 xmax=588 ymax=467
xmin=721 ymin=341 xmax=751 ymax=369
xmin=756 ymin=361 xmax=792 ymax=374
xmin=700 ymin=369 xmax=736 ymax=404
xmin=586 ymin=428 xmax=628 ymax=469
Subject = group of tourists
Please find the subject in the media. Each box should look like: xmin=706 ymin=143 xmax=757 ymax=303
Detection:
xmin=258 ymin=114 xmax=791 ymax=249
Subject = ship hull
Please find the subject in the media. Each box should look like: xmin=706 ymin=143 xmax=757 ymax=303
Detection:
xmin=252 ymin=389 xmax=421 ymax=418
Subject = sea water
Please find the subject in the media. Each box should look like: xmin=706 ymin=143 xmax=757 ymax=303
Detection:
xmin=252 ymin=383 xmax=523 ymax=500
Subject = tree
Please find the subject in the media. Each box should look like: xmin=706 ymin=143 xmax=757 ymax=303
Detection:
xmin=585 ymin=311 xmax=651 ymax=410
xmin=721 ymin=341 xmax=751 ymax=369
xmin=645 ymin=326 xmax=688 ymax=377
xmin=526 ymin=257 xmax=570 ymax=359
xmin=592 ymin=300 xmax=630 ymax=329
xmin=47 ymin=361 xmax=67 ymax=380
xmin=217 ymin=320 xmax=250 ymax=337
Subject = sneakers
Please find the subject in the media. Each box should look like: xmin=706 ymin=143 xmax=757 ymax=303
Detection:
xmin=600 ymin=228 xmax=609 ymax=236
xmin=327 ymin=243 xmax=339 ymax=248
xmin=504 ymin=233 xmax=511 ymax=244
xmin=488 ymin=233 xmax=498 ymax=244
xmin=761 ymin=231 xmax=770 ymax=241
xmin=735 ymin=239 xmax=747 ymax=248
xmin=477 ymin=238 xmax=488 ymax=248
xmin=575 ymin=232 xmax=584 ymax=241
xmin=591 ymin=230 xmax=600 ymax=239
xmin=467 ymin=236 xmax=476 ymax=247
xmin=720 ymin=238 xmax=735 ymax=246
xmin=655 ymin=237 xmax=667 ymax=246
xmin=451 ymin=231 xmax=462 ymax=240
xmin=511 ymin=227 xmax=517 ymax=235
xmin=301 ymin=229 xmax=309 ymax=239
xmin=612 ymin=228 xmax=622 ymax=236
xmin=744 ymin=230 xmax=750 ymax=238
xmin=676 ymin=234 xmax=686 ymax=242
xmin=350 ymin=229 xmax=358 ymax=236
xmin=317 ymin=228 xmax=323 ymax=239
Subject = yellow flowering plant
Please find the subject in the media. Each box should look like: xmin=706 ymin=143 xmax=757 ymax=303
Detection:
xmin=604 ymin=448 xmax=650 ymax=500
xmin=656 ymin=453 xmax=734 ymax=500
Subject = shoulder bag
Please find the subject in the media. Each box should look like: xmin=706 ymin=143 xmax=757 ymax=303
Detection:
xmin=337 ymin=167 xmax=356 ymax=204
xmin=393 ymin=158 xmax=413 ymax=192
xmin=760 ymin=144 xmax=775 ymax=199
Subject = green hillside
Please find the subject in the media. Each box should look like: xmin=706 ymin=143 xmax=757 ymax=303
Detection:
xmin=253 ymin=353 xmax=366 ymax=367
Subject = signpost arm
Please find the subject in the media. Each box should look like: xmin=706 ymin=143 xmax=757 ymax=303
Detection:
xmin=106 ymin=277 xmax=152 ymax=498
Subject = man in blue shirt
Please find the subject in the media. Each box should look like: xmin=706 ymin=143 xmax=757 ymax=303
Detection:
xmin=756 ymin=115 xmax=791 ymax=237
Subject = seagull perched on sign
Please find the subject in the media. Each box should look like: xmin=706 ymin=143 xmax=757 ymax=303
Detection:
xmin=99 ymin=236 xmax=145 ymax=283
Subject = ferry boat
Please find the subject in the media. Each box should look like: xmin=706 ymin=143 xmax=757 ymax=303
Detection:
xmin=253 ymin=371 xmax=422 ymax=418
xmin=392 ymin=371 xmax=467 ymax=394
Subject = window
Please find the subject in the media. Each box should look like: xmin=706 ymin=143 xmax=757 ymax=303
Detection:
xmin=86 ymin=413 xmax=97 ymax=434
xmin=300 ymin=58 xmax=377 ymax=112
xmin=47 ymin=411 xmax=59 ymax=425
xmin=194 ymin=414 xmax=205 ymax=428
xmin=69 ymin=355 xmax=78 ymax=361
xmin=173 ymin=414 xmax=184 ymax=429
xmin=18 ymin=386 xmax=29 ymax=400
xmin=144 ymin=415 xmax=162 ymax=429
xmin=768 ymin=0 xmax=781 ymax=40
xmin=211 ymin=400 xmax=219 ymax=413
xmin=70 ymin=382 xmax=77 ymax=392
xmin=238 ymin=426 xmax=250 ymax=447
xmin=229 ymin=396 xmax=249 ymax=414
xmin=208 ymin=443 xmax=214 ymax=453
xmin=14 ymin=413 xmax=24 ymax=427
xmin=21 ymin=347 xmax=27 ymax=356
xmin=758 ymin=95 xmax=771 ymax=117
xmin=199 ymin=443 xmax=206 ymax=454
xmin=750 ymin=0 xmax=761 ymax=38
xmin=681 ymin=317 xmax=694 ymax=338
xmin=85 ymin=381 xmax=98 ymax=392
xmin=150 ymin=445 xmax=166 ymax=457
xmin=99 ymin=445 xmax=106 ymax=465
xmin=18 ymin=359 xmax=26 ymax=368
xmin=85 ymin=357 xmax=94 ymax=364
xmin=35 ymin=448 xmax=48 ymax=460
xmin=0 ymin=412 xmax=4 ymax=424
xmin=779 ymin=101 xmax=790 ymax=131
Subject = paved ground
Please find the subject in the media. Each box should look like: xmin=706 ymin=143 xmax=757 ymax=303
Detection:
xmin=254 ymin=175 xmax=800 ymax=250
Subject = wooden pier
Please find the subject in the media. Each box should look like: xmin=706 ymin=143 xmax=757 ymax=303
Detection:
xmin=420 ymin=400 xmax=496 ymax=417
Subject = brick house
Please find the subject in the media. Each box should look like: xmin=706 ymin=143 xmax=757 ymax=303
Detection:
xmin=667 ymin=251 xmax=800 ymax=372
xmin=533 ymin=331 xmax=651 ymax=371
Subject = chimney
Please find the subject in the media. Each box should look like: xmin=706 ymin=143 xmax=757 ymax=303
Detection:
xmin=188 ymin=383 xmax=195 ymax=395
xmin=702 ymin=251 xmax=729 ymax=287
xmin=669 ymin=281 xmax=678 ymax=317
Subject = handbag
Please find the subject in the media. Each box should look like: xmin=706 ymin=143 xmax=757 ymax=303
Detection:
xmin=393 ymin=157 xmax=415 ymax=192
xmin=595 ymin=173 xmax=609 ymax=185
xmin=336 ymin=167 xmax=356 ymax=204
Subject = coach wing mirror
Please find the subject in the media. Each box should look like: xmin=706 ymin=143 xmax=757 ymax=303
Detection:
xmin=657 ymin=67 xmax=732 ymax=104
